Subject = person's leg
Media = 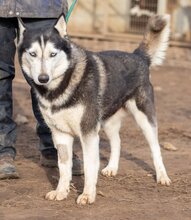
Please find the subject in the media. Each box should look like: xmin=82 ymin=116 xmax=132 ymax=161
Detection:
xmin=0 ymin=18 xmax=19 ymax=179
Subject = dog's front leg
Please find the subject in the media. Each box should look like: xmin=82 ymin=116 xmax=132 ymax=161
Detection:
xmin=77 ymin=132 xmax=100 ymax=205
xmin=45 ymin=130 xmax=74 ymax=201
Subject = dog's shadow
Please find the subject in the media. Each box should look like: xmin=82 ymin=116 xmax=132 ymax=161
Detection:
xmin=100 ymin=137 xmax=155 ymax=180
xmin=121 ymin=151 xmax=155 ymax=174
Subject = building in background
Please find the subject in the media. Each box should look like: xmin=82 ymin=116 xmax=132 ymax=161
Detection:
xmin=68 ymin=0 xmax=191 ymax=42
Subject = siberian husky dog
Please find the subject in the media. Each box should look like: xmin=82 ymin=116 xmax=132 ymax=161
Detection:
xmin=18 ymin=14 xmax=171 ymax=205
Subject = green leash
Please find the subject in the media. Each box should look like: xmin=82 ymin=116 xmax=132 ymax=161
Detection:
xmin=66 ymin=0 xmax=78 ymax=23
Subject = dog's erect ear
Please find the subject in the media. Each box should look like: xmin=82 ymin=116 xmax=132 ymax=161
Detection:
xmin=17 ymin=17 xmax=26 ymax=44
xmin=54 ymin=14 xmax=67 ymax=38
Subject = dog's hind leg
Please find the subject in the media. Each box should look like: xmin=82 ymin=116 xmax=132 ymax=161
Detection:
xmin=101 ymin=109 xmax=125 ymax=177
xmin=126 ymin=89 xmax=171 ymax=186
xmin=45 ymin=130 xmax=74 ymax=201
xmin=77 ymin=131 xmax=100 ymax=205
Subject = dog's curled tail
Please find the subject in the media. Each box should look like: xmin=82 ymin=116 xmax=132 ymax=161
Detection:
xmin=135 ymin=14 xmax=170 ymax=67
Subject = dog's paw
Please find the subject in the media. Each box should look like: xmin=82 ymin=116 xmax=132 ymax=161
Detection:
xmin=76 ymin=193 xmax=95 ymax=205
xmin=157 ymin=173 xmax=171 ymax=186
xmin=101 ymin=166 xmax=117 ymax=177
xmin=45 ymin=190 xmax=68 ymax=201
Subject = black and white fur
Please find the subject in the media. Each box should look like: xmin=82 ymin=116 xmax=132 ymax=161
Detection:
xmin=18 ymin=14 xmax=171 ymax=205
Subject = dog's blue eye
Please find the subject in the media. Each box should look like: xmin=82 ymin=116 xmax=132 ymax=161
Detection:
xmin=29 ymin=52 xmax=37 ymax=57
xmin=50 ymin=53 xmax=57 ymax=57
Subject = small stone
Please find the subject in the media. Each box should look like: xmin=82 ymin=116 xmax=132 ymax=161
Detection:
xmin=161 ymin=142 xmax=177 ymax=151
xmin=97 ymin=191 xmax=105 ymax=197
xmin=15 ymin=114 xmax=29 ymax=125
xmin=154 ymin=86 xmax=163 ymax=92
xmin=52 ymin=175 xmax=59 ymax=181
xmin=70 ymin=183 xmax=77 ymax=192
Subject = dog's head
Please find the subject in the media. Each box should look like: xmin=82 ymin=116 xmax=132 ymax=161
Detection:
xmin=18 ymin=14 xmax=71 ymax=86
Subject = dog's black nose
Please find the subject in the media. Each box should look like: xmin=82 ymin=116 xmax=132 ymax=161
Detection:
xmin=38 ymin=74 xmax=49 ymax=84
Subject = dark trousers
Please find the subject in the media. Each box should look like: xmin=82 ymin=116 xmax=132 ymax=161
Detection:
xmin=0 ymin=18 xmax=56 ymax=158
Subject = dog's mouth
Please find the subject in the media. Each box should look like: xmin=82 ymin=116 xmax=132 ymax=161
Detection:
xmin=34 ymin=80 xmax=50 ymax=86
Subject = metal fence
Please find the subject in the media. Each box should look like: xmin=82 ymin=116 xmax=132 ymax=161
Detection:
xmin=129 ymin=0 xmax=158 ymax=34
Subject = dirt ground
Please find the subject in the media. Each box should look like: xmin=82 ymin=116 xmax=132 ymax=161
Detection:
xmin=0 ymin=39 xmax=191 ymax=220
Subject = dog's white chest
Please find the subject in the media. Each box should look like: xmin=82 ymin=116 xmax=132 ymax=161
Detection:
xmin=40 ymin=104 xmax=84 ymax=136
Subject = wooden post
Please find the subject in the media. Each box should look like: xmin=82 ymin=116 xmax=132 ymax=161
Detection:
xmin=126 ymin=0 xmax=132 ymax=32
xmin=102 ymin=1 xmax=109 ymax=36
xmin=157 ymin=0 xmax=167 ymax=14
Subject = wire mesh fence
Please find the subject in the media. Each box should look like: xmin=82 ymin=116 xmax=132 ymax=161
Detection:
xmin=129 ymin=0 xmax=158 ymax=34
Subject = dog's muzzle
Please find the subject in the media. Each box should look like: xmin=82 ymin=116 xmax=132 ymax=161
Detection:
xmin=38 ymin=74 xmax=49 ymax=84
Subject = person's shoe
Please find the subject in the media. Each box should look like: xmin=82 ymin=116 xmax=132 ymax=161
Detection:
xmin=72 ymin=153 xmax=84 ymax=176
xmin=40 ymin=148 xmax=57 ymax=168
xmin=40 ymin=149 xmax=83 ymax=175
xmin=0 ymin=153 xmax=19 ymax=179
